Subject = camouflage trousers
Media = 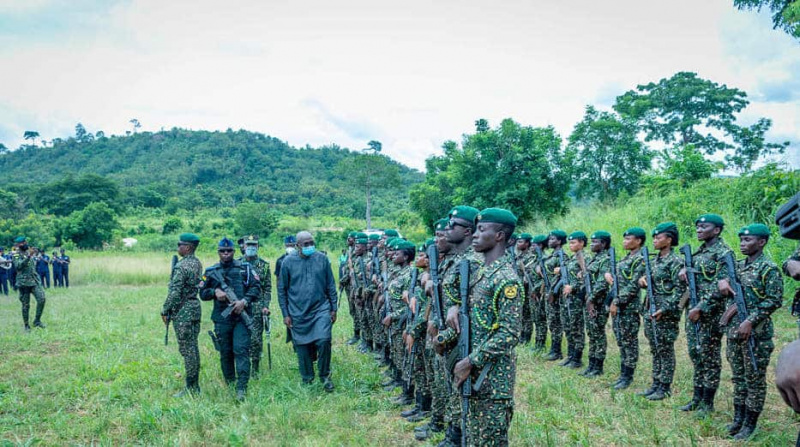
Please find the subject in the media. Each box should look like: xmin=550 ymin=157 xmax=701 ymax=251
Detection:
xmin=18 ymin=285 xmax=45 ymax=324
xmin=351 ymin=290 xmax=363 ymax=332
xmin=346 ymin=286 xmax=358 ymax=331
xmin=559 ymin=293 xmax=585 ymax=354
xmin=175 ymin=320 xmax=201 ymax=386
xmin=358 ymin=295 xmax=374 ymax=344
xmin=612 ymin=305 xmax=640 ymax=370
xmin=584 ymin=302 xmax=609 ymax=360
xmin=411 ymin=341 xmax=431 ymax=396
xmin=372 ymin=299 xmax=385 ymax=347
xmin=428 ymin=347 xmax=449 ymax=422
xmin=249 ymin=302 xmax=265 ymax=364
xmin=445 ymin=347 xmax=461 ymax=427
xmin=466 ymin=398 xmax=514 ymax=447
xmin=531 ymin=293 xmax=548 ymax=347
xmin=389 ymin=330 xmax=404 ymax=371
xmin=726 ymin=335 xmax=774 ymax=413
xmin=520 ymin=292 xmax=532 ymax=343
xmin=643 ymin=317 xmax=679 ymax=384
xmin=546 ymin=296 xmax=563 ymax=351
xmin=687 ymin=312 xmax=724 ymax=389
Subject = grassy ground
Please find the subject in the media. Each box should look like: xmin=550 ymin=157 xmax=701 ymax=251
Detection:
xmin=1 ymin=251 xmax=799 ymax=445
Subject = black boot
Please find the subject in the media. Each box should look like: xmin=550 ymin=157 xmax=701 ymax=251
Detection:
xmin=680 ymin=386 xmax=703 ymax=411
xmin=612 ymin=363 xmax=625 ymax=387
xmin=733 ymin=409 xmax=760 ymax=440
xmin=568 ymin=349 xmax=583 ymax=369
xmin=251 ymin=359 xmax=260 ymax=379
xmin=347 ymin=330 xmax=361 ymax=345
xmin=559 ymin=346 xmax=573 ymax=366
xmin=437 ymin=423 xmax=461 ymax=447
xmin=580 ymin=357 xmax=595 ymax=376
xmin=696 ymin=387 xmax=717 ymax=417
xmin=637 ymin=380 xmax=659 ymax=397
xmin=613 ymin=366 xmax=633 ymax=390
xmin=726 ymin=404 xmax=746 ymax=436
xmin=393 ymin=383 xmax=414 ymax=406
xmin=587 ymin=358 xmax=604 ymax=377
xmin=34 ymin=300 xmax=45 ymax=326
xmin=546 ymin=337 xmax=563 ymax=361
xmin=401 ymin=392 xmax=422 ymax=418
xmin=647 ymin=382 xmax=671 ymax=400
xmin=414 ymin=415 xmax=444 ymax=441
xmin=408 ymin=393 xmax=432 ymax=422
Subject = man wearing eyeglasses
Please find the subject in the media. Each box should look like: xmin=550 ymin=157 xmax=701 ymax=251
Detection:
xmin=278 ymin=231 xmax=339 ymax=392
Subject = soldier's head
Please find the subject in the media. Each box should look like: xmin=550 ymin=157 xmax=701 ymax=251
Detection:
xmin=446 ymin=206 xmax=478 ymax=245
xmin=244 ymin=235 xmax=259 ymax=258
xmin=392 ymin=241 xmax=415 ymax=266
xmin=178 ymin=233 xmax=200 ymax=257
xmin=695 ymin=214 xmax=724 ymax=242
xmin=14 ymin=236 xmax=27 ymax=251
xmin=623 ymin=227 xmax=646 ymax=251
xmin=60 ymin=248 xmax=65 ymax=254
xmin=368 ymin=234 xmax=380 ymax=249
xmin=652 ymin=223 xmax=679 ymax=250
xmin=217 ymin=237 xmax=236 ymax=263
xmin=296 ymin=231 xmax=316 ymax=257
xmin=415 ymin=242 xmax=431 ymax=269
xmin=532 ymin=234 xmax=548 ymax=251
xmin=472 ymin=208 xmax=517 ymax=254
xmin=383 ymin=229 xmax=399 ymax=248
xmin=567 ymin=232 xmax=587 ymax=253
xmin=590 ymin=231 xmax=611 ymax=253
xmin=236 ymin=237 xmax=246 ymax=256
xmin=516 ymin=233 xmax=532 ymax=252
xmin=738 ymin=224 xmax=769 ymax=256
xmin=346 ymin=232 xmax=355 ymax=247
xmin=434 ymin=218 xmax=453 ymax=254
xmin=548 ymin=230 xmax=567 ymax=249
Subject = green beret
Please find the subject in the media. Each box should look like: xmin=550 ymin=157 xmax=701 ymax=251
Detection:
xmin=519 ymin=233 xmax=533 ymax=241
xmin=549 ymin=230 xmax=567 ymax=240
xmin=434 ymin=218 xmax=450 ymax=232
xmin=425 ymin=238 xmax=435 ymax=248
xmin=354 ymin=232 xmax=367 ymax=239
xmin=396 ymin=240 xmax=416 ymax=250
xmin=511 ymin=233 xmax=520 ymax=240
xmin=14 ymin=236 xmax=26 ymax=244
xmin=347 ymin=231 xmax=357 ymax=238
xmin=179 ymin=233 xmax=200 ymax=244
xmin=386 ymin=237 xmax=398 ymax=248
xmin=624 ymin=227 xmax=647 ymax=239
xmin=449 ymin=206 xmax=479 ymax=224
xmin=384 ymin=229 xmax=399 ymax=237
xmin=695 ymin=213 xmax=724 ymax=227
xmin=568 ymin=231 xmax=587 ymax=241
xmin=368 ymin=234 xmax=380 ymax=241
xmin=475 ymin=208 xmax=518 ymax=226
xmin=532 ymin=234 xmax=548 ymax=244
xmin=652 ymin=222 xmax=678 ymax=237
xmin=355 ymin=237 xmax=368 ymax=245
xmin=590 ymin=231 xmax=611 ymax=241
xmin=739 ymin=223 xmax=770 ymax=238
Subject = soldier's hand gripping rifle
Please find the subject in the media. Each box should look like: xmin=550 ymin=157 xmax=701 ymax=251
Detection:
xmin=680 ymin=244 xmax=702 ymax=350
xmin=209 ymin=269 xmax=254 ymax=330
xmin=605 ymin=247 xmax=622 ymax=339
xmin=534 ymin=245 xmax=552 ymax=300
xmin=165 ymin=255 xmax=178 ymax=346
xmin=642 ymin=247 xmax=659 ymax=352
xmin=553 ymin=249 xmax=570 ymax=318
xmin=723 ymin=252 xmax=758 ymax=370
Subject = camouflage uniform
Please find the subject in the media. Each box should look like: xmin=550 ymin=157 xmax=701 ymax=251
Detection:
xmin=387 ymin=264 xmax=412 ymax=371
xmin=514 ymin=250 xmax=533 ymax=343
xmin=353 ymin=252 xmax=372 ymax=348
xmin=425 ymin=252 xmax=456 ymax=436
xmin=13 ymin=250 xmax=46 ymax=327
xmin=562 ymin=252 xmax=587 ymax=364
xmin=462 ymin=256 xmax=522 ymax=446
xmin=612 ymin=250 xmax=644 ymax=371
xmin=242 ymin=256 xmax=271 ymax=374
xmin=407 ymin=269 xmax=430 ymax=403
xmin=543 ymin=249 xmax=564 ymax=357
xmin=585 ymin=250 xmax=610 ymax=363
xmin=782 ymin=245 xmax=800 ymax=338
xmin=724 ymin=253 xmax=782 ymax=414
xmin=642 ymin=249 xmax=684 ymax=389
xmin=341 ymin=246 xmax=359 ymax=337
xmin=528 ymin=249 xmax=548 ymax=349
xmin=687 ymin=239 xmax=732 ymax=393
xmin=162 ymin=254 xmax=203 ymax=391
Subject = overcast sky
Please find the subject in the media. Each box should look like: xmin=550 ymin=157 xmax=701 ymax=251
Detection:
xmin=1 ymin=0 xmax=798 ymax=170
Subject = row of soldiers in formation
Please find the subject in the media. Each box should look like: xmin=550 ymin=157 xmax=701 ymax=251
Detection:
xmin=339 ymin=208 xmax=791 ymax=445
xmin=0 ymin=245 xmax=71 ymax=294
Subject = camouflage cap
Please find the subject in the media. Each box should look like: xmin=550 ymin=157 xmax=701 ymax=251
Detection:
xmin=14 ymin=236 xmax=26 ymax=244
xmin=739 ymin=223 xmax=770 ymax=238
xmin=355 ymin=237 xmax=368 ymax=245
xmin=347 ymin=231 xmax=357 ymax=238
xmin=695 ymin=213 xmax=724 ymax=227
xmin=368 ymin=234 xmax=381 ymax=241
xmin=510 ymin=233 xmax=520 ymax=240
xmin=434 ymin=218 xmax=449 ymax=232
xmin=244 ymin=235 xmax=259 ymax=245
xmin=590 ymin=230 xmax=612 ymax=242
xmin=653 ymin=222 xmax=679 ymax=246
xmin=218 ymin=237 xmax=235 ymax=249
xmin=354 ymin=232 xmax=368 ymax=239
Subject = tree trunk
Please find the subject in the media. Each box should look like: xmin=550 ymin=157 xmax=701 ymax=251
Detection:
xmin=365 ymin=185 xmax=372 ymax=229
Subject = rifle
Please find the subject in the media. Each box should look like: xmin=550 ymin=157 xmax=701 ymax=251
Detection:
xmin=680 ymin=244 xmax=702 ymax=350
xmin=165 ymin=255 xmax=178 ymax=346
xmin=722 ymin=252 xmax=758 ymax=370
xmin=642 ymin=247 xmax=658 ymax=352
xmin=606 ymin=247 xmax=621 ymax=339
xmin=403 ymin=267 xmax=419 ymax=387
xmin=427 ymin=244 xmax=444 ymax=330
xmin=457 ymin=259 xmax=471 ymax=447
xmin=382 ymin=252 xmax=393 ymax=350
xmin=576 ymin=250 xmax=591 ymax=301
xmin=534 ymin=245 xmax=552 ymax=298
xmin=208 ymin=269 xmax=254 ymax=330
xmin=516 ymin=255 xmax=536 ymax=301
xmin=264 ymin=313 xmax=272 ymax=370
xmin=553 ymin=249 xmax=570 ymax=318
xmin=208 ymin=330 xmax=221 ymax=351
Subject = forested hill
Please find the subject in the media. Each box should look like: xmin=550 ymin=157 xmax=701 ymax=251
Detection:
xmin=0 ymin=128 xmax=423 ymax=218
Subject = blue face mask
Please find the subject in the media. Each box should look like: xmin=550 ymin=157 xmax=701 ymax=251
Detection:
xmin=301 ymin=246 xmax=316 ymax=256
xmin=245 ymin=246 xmax=258 ymax=257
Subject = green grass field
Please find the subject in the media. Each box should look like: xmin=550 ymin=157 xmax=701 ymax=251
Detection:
xmin=1 ymin=251 xmax=799 ymax=446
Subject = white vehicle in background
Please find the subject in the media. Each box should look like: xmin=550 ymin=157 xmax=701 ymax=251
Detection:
xmin=363 ymin=229 xmax=402 ymax=239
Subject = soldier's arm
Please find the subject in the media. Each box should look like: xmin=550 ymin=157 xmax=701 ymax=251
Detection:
xmin=468 ymin=278 xmax=523 ymax=370
xmin=615 ymin=258 xmax=642 ymax=306
xmin=162 ymin=263 xmax=186 ymax=315
xmin=591 ymin=257 xmax=610 ymax=301
xmin=748 ymin=264 xmax=784 ymax=327
xmin=199 ymin=269 xmax=218 ymax=301
xmin=663 ymin=258 xmax=686 ymax=316
xmin=243 ymin=266 xmax=261 ymax=304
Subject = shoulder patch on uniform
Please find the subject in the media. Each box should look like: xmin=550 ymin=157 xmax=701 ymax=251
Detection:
xmin=504 ymin=284 xmax=519 ymax=298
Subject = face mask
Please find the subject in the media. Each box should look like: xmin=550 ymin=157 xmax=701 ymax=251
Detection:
xmin=286 ymin=247 xmax=297 ymax=255
xmin=245 ymin=246 xmax=258 ymax=257
xmin=19 ymin=245 xmax=28 ymax=251
xmin=301 ymin=246 xmax=316 ymax=256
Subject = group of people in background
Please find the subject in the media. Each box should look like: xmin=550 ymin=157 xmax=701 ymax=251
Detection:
xmin=0 ymin=245 xmax=70 ymax=295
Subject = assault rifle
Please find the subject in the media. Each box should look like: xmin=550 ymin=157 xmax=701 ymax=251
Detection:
xmin=642 ymin=247 xmax=658 ymax=352
xmin=427 ymin=244 xmax=444 ymax=330
xmin=533 ymin=245 xmax=552 ymax=298
xmin=516 ymin=255 xmax=536 ymax=301
xmin=576 ymin=250 xmax=591 ymax=301
xmin=679 ymin=244 xmax=701 ymax=350
xmin=208 ymin=269 xmax=254 ymax=330
xmin=722 ymin=252 xmax=758 ymax=370
xmin=165 ymin=255 xmax=178 ymax=346
xmin=403 ymin=267 xmax=419 ymax=387
xmin=381 ymin=251 xmax=393 ymax=350
xmin=553 ymin=249 xmax=570 ymax=318
xmin=606 ymin=247 xmax=621 ymax=339
xmin=264 ymin=313 xmax=272 ymax=370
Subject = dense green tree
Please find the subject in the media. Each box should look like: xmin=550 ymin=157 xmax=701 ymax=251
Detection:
xmin=337 ymin=145 xmax=401 ymax=229
xmin=409 ymin=143 xmax=457 ymax=229
xmin=75 ymin=123 xmax=93 ymax=143
xmin=568 ymin=106 xmax=652 ymax=201
xmin=23 ymin=130 xmax=39 ymax=147
xmin=614 ymin=72 xmax=787 ymax=172
xmin=661 ymin=145 xmax=723 ymax=185
xmin=57 ymin=202 xmax=118 ymax=249
xmin=0 ymin=143 xmax=7 ymax=154
xmin=36 ymin=174 xmax=121 ymax=216
xmin=734 ymin=0 xmax=800 ymax=38
xmin=234 ymin=201 xmax=280 ymax=238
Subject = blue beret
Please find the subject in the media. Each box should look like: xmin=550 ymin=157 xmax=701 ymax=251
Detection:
xmin=218 ymin=237 xmax=235 ymax=249
xmin=284 ymin=235 xmax=296 ymax=244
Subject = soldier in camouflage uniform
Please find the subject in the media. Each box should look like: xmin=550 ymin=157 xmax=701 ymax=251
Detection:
xmin=718 ymin=224 xmax=783 ymax=439
xmin=680 ymin=214 xmax=732 ymax=414
xmin=559 ymin=231 xmax=588 ymax=369
xmin=161 ymin=233 xmax=204 ymax=396
xmin=529 ymin=235 xmax=549 ymax=351
xmin=582 ymin=231 xmax=611 ymax=377
xmin=541 ymin=230 xmax=567 ymax=361
xmin=383 ymin=241 xmax=415 ymax=406
xmin=351 ymin=235 xmax=371 ymax=354
xmin=340 ymin=232 xmax=360 ymax=345
xmin=12 ymin=237 xmax=46 ymax=331
xmin=608 ymin=227 xmax=645 ymax=390
xmin=240 ymin=235 xmax=272 ymax=378
xmin=782 ymin=244 xmax=800 ymax=337
xmin=404 ymin=242 xmax=432 ymax=423
xmin=637 ymin=223 xmax=685 ymax=400
xmin=514 ymin=233 xmax=535 ymax=345
xmin=446 ymin=208 xmax=522 ymax=447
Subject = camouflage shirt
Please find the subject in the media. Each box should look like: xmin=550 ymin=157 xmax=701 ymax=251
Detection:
xmin=725 ymin=253 xmax=783 ymax=340
xmin=543 ymin=248 xmax=564 ymax=295
xmin=646 ymin=249 xmax=685 ymax=321
xmin=408 ymin=268 xmax=428 ymax=339
xmin=444 ymin=247 xmax=484 ymax=307
xmin=514 ymin=249 xmax=537 ymax=296
xmin=691 ymin=238 xmax=732 ymax=315
xmin=240 ymin=256 xmax=272 ymax=307
xmin=613 ymin=249 xmax=645 ymax=307
xmin=565 ymin=251 xmax=588 ymax=296
xmin=352 ymin=253 xmax=369 ymax=296
xmin=586 ymin=250 xmax=611 ymax=305
xmin=13 ymin=250 xmax=40 ymax=288
xmin=387 ymin=264 xmax=413 ymax=329
xmin=466 ymin=256 xmax=523 ymax=400
xmin=162 ymin=254 xmax=203 ymax=322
